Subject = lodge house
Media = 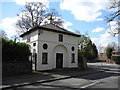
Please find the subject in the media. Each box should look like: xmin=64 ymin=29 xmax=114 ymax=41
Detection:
xmin=20 ymin=23 xmax=80 ymax=71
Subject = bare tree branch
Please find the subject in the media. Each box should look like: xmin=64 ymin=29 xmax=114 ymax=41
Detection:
xmin=16 ymin=2 xmax=63 ymax=34
xmin=105 ymin=0 xmax=120 ymax=37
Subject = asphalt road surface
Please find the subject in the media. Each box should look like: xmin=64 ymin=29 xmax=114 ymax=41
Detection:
xmin=17 ymin=63 xmax=120 ymax=89
xmin=87 ymin=62 xmax=120 ymax=71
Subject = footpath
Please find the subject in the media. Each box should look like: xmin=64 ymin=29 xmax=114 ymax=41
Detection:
xmin=2 ymin=68 xmax=104 ymax=89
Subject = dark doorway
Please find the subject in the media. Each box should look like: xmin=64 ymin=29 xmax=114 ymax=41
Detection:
xmin=56 ymin=53 xmax=63 ymax=68
xmin=33 ymin=49 xmax=37 ymax=70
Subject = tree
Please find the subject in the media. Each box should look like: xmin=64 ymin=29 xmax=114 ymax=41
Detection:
xmin=91 ymin=43 xmax=98 ymax=59
xmin=78 ymin=34 xmax=98 ymax=61
xmin=16 ymin=2 xmax=63 ymax=34
xmin=11 ymin=35 xmax=21 ymax=42
xmin=105 ymin=47 xmax=113 ymax=59
xmin=45 ymin=9 xmax=64 ymax=26
xmin=78 ymin=33 xmax=90 ymax=50
xmin=0 ymin=30 xmax=8 ymax=39
xmin=106 ymin=0 xmax=120 ymax=36
xmin=85 ymin=40 xmax=98 ymax=60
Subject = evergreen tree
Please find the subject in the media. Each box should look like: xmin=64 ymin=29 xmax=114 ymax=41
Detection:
xmin=78 ymin=34 xmax=98 ymax=61
xmin=106 ymin=47 xmax=113 ymax=59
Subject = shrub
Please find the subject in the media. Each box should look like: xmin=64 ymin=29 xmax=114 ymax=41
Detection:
xmin=2 ymin=38 xmax=31 ymax=62
xmin=105 ymin=47 xmax=112 ymax=59
xmin=111 ymin=56 xmax=120 ymax=64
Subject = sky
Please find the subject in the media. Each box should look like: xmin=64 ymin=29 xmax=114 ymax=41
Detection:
xmin=0 ymin=0 xmax=118 ymax=52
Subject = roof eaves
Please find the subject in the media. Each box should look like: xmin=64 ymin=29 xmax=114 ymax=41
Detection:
xmin=20 ymin=25 xmax=81 ymax=37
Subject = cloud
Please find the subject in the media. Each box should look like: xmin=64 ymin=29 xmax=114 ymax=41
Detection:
xmin=60 ymin=0 xmax=109 ymax=22
xmin=63 ymin=20 xmax=75 ymax=32
xmin=91 ymin=25 xmax=118 ymax=52
xmin=109 ymin=21 xmax=117 ymax=26
xmin=91 ymin=30 xmax=114 ymax=49
xmin=91 ymin=33 xmax=112 ymax=45
xmin=105 ymin=20 xmax=119 ymax=36
xmin=13 ymin=0 xmax=49 ymax=7
xmin=92 ymin=27 xmax=105 ymax=32
xmin=100 ymin=31 xmax=112 ymax=38
xmin=96 ymin=18 xmax=103 ymax=21
xmin=90 ymin=27 xmax=116 ymax=53
xmin=0 ymin=16 xmax=75 ymax=38
xmin=0 ymin=17 xmax=19 ymax=38
xmin=91 ymin=37 xmax=108 ymax=53
xmin=91 ymin=37 xmax=98 ymax=42
xmin=91 ymin=36 xmax=111 ymax=53
xmin=63 ymin=21 xmax=73 ymax=29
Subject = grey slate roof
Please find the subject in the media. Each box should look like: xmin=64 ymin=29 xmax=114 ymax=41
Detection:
xmin=20 ymin=24 xmax=80 ymax=37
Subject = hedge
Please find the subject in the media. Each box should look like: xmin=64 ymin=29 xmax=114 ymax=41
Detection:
xmin=111 ymin=56 xmax=120 ymax=64
xmin=2 ymin=38 xmax=31 ymax=62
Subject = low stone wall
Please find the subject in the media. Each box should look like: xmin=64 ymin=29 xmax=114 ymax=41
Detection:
xmin=2 ymin=61 xmax=32 ymax=76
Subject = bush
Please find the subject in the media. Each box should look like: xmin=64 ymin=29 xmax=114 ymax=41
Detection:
xmin=2 ymin=38 xmax=31 ymax=62
xmin=111 ymin=56 xmax=120 ymax=64
xmin=106 ymin=47 xmax=112 ymax=59
xmin=78 ymin=50 xmax=96 ymax=62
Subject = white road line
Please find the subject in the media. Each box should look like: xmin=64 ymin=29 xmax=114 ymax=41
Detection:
xmin=81 ymin=81 xmax=100 ymax=88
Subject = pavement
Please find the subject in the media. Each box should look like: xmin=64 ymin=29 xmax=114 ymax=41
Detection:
xmin=2 ymin=68 xmax=104 ymax=89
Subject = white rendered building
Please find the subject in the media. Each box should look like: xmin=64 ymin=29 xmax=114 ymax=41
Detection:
xmin=20 ymin=24 xmax=80 ymax=70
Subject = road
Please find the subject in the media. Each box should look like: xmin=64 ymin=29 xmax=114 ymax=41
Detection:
xmin=87 ymin=62 xmax=120 ymax=71
xmin=16 ymin=62 xmax=120 ymax=89
xmin=17 ymin=71 xmax=119 ymax=89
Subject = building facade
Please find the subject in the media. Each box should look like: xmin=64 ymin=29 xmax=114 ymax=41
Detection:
xmin=20 ymin=24 xmax=80 ymax=70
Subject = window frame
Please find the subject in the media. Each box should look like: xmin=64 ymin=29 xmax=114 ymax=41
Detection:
xmin=27 ymin=35 xmax=31 ymax=42
xmin=33 ymin=43 xmax=36 ymax=46
xmin=71 ymin=53 xmax=75 ymax=63
xmin=71 ymin=46 xmax=75 ymax=51
xmin=59 ymin=34 xmax=63 ymax=42
xmin=42 ymin=53 xmax=48 ymax=64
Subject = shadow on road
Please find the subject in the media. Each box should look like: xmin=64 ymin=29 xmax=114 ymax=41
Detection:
xmin=2 ymin=67 xmax=120 ymax=90
xmin=16 ymin=68 xmax=120 ymax=89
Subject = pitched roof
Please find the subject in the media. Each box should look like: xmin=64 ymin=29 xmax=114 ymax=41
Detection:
xmin=20 ymin=24 xmax=81 ymax=37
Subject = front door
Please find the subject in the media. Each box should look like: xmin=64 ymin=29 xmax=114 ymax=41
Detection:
xmin=56 ymin=53 xmax=63 ymax=68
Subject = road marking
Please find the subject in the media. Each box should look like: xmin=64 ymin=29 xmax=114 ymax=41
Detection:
xmin=81 ymin=81 xmax=100 ymax=88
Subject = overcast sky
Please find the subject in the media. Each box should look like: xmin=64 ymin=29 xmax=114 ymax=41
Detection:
xmin=0 ymin=0 xmax=118 ymax=49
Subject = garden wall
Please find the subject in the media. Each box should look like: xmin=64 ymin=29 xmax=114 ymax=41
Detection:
xmin=2 ymin=61 xmax=32 ymax=76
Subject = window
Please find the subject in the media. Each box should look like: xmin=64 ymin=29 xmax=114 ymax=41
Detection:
xmin=42 ymin=53 xmax=48 ymax=64
xmin=71 ymin=53 xmax=75 ymax=63
xmin=71 ymin=46 xmax=75 ymax=51
xmin=33 ymin=43 xmax=36 ymax=46
xmin=59 ymin=34 xmax=63 ymax=42
xmin=43 ymin=43 xmax=48 ymax=49
xmin=27 ymin=35 xmax=30 ymax=42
